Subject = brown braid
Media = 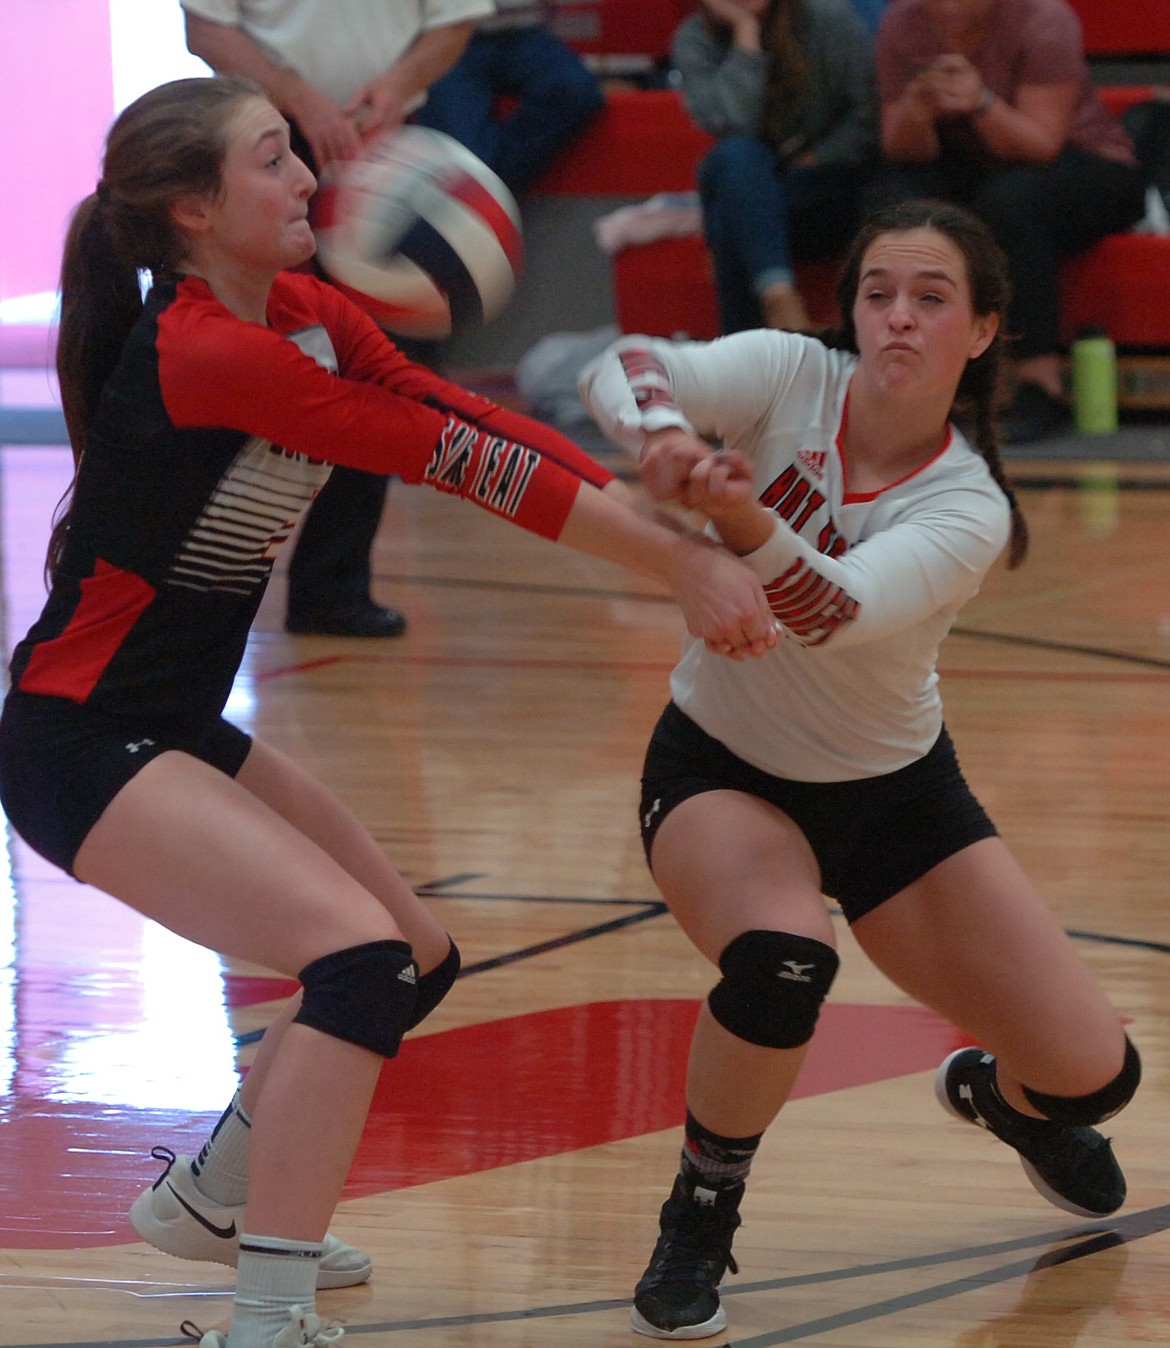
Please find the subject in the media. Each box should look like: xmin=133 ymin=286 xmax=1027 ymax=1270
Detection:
xmin=820 ymin=198 xmax=1029 ymax=568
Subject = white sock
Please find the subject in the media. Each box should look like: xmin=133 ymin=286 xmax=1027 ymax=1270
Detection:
xmin=192 ymin=1089 xmax=252 ymax=1207
xmin=227 ymin=1234 xmax=322 ymax=1348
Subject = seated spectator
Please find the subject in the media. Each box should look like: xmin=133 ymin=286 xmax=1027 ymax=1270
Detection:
xmin=673 ymin=0 xmax=878 ymax=334
xmin=414 ymin=0 xmax=605 ymax=197
xmin=867 ymin=0 xmax=1147 ymax=442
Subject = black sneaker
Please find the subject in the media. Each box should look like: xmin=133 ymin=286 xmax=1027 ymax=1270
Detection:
xmin=935 ymin=1048 xmax=1126 ymax=1218
xmin=630 ymin=1176 xmax=742 ymax=1340
xmin=286 ymin=601 xmax=407 ymax=638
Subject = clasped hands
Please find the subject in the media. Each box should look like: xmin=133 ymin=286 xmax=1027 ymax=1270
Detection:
xmin=906 ymin=53 xmax=988 ymax=119
xmin=641 ymin=427 xmax=778 ymax=660
xmin=297 ymin=78 xmax=410 ymax=168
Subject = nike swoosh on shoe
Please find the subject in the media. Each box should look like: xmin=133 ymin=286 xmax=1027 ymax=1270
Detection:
xmin=168 ymin=1182 xmax=238 ymax=1240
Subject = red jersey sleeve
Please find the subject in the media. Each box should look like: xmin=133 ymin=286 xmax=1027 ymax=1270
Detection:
xmin=155 ymin=276 xmax=611 ymax=540
xmin=308 ymin=279 xmax=614 ymax=491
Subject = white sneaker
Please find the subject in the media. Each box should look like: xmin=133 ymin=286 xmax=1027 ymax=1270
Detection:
xmin=183 ymin=1304 xmax=344 ymax=1347
xmin=130 ymin=1149 xmax=373 ymax=1290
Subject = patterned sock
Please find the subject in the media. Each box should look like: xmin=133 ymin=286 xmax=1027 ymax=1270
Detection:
xmin=226 ymin=1233 xmax=323 ymax=1348
xmin=191 ymin=1088 xmax=252 ymax=1207
xmin=679 ymin=1110 xmax=762 ymax=1193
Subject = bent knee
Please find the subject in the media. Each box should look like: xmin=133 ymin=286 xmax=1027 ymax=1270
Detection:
xmin=708 ymin=929 xmax=840 ymax=1049
xmin=1022 ymin=1035 xmax=1141 ymax=1125
xmin=294 ymin=938 xmax=418 ymax=1058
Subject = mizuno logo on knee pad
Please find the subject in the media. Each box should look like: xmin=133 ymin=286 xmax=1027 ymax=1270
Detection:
xmin=778 ymin=961 xmax=814 ymax=982
xmin=709 ymin=929 xmax=840 ymax=1050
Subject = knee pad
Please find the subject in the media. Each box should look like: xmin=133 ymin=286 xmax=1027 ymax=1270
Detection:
xmin=407 ymin=939 xmax=461 ymax=1029
xmin=1022 ymin=1035 xmax=1141 ymax=1125
xmin=294 ymin=938 xmax=417 ymax=1058
xmin=707 ymin=930 xmax=840 ymax=1049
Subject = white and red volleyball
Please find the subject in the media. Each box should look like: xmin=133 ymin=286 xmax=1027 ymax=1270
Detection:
xmin=312 ymin=125 xmax=524 ymax=339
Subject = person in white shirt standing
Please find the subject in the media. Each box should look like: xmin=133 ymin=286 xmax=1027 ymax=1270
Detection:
xmin=578 ymin=196 xmax=1140 ymax=1341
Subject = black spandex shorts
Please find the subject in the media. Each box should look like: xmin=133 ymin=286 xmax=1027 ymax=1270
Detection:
xmin=0 ymin=690 xmax=252 ymax=877
xmin=639 ymin=701 xmax=998 ymax=924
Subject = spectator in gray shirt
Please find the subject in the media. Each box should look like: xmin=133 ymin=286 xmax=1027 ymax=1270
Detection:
xmin=674 ymin=0 xmax=878 ymax=332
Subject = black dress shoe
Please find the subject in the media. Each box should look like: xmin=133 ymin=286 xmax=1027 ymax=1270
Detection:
xmin=286 ymin=602 xmax=407 ymax=638
xmin=1002 ymin=381 xmax=1073 ymax=444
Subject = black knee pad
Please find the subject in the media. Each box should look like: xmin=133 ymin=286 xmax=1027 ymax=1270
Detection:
xmin=407 ymin=939 xmax=461 ymax=1029
xmin=1022 ymin=1035 xmax=1141 ymax=1125
xmin=294 ymin=938 xmax=417 ymax=1058
xmin=707 ymin=929 xmax=840 ymax=1049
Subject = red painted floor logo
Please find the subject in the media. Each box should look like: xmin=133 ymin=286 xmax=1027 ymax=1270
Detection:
xmin=0 ymin=995 xmax=966 ymax=1248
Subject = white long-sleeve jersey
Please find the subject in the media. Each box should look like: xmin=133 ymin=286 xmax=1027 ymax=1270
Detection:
xmin=578 ymin=330 xmax=1011 ymax=781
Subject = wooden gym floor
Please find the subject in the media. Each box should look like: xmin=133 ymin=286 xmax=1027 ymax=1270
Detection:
xmin=0 ymin=432 xmax=1167 ymax=1347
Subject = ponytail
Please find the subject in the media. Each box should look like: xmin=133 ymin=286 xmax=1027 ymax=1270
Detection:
xmin=954 ymin=336 xmax=1029 ymax=569
xmin=44 ymin=75 xmax=261 ymax=583
xmin=46 ymin=194 xmax=145 ymax=582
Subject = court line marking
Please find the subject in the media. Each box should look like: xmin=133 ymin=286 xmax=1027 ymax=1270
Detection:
xmin=15 ymin=1209 xmax=1167 ymax=1348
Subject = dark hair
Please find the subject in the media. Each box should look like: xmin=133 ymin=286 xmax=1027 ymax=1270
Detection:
xmin=48 ymin=75 xmax=263 ymax=581
xmin=823 ymin=198 xmax=1028 ymax=568
xmin=703 ymin=0 xmax=810 ymax=153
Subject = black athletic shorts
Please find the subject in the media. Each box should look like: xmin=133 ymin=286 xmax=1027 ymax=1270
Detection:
xmin=639 ymin=701 xmax=998 ymax=924
xmin=0 ymin=690 xmax=252 ymax=877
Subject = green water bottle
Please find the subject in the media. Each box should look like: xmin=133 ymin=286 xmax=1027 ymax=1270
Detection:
xmin=1070 ymin=325 xmax=1118 ymax=435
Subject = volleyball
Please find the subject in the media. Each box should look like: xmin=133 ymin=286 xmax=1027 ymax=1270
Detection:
xmin=312 ymin=125 xmax=524 ymax=339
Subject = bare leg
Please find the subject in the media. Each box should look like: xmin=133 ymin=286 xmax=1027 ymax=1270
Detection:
xmin=229 ymin=738 xmax=452 ymax=1116
xmin=852 ymin=837 xmax=1127 ymax=1115
xmin=630 ymin=790 xmax=836 ymax=1338
xmin=649 ymin=790 xmax=834 ymax=1135
xmin=75 ymin=748 xmax=406 ymax=1241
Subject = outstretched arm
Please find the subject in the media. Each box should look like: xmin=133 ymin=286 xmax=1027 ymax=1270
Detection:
xmin=666 ymin=433 xmax=1009 ymax=650
xmin=158 ymin=297 xmax=777 ymax=655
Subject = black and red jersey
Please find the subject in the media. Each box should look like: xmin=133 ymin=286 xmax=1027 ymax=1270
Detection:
xmin=10 ymin=271 xmax=612 ymax=725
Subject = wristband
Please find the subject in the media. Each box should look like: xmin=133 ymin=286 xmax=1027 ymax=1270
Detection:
xmin=977 ymin=86 xmax=996 ymax=114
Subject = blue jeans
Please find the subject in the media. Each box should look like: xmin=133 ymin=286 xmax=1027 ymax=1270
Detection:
xmin=697 ymin=136 xmax=867 ymax=333
xmin=415 ymin=27 xmax=604 ymax=196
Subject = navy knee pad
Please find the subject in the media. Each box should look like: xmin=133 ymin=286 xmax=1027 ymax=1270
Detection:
xmin=294 ymin=938 xmax=417 ymax=1058
xmin=1022 ymin=1035 xmax=1141 ymax=1125
xmin=707 ymin=930 xmax=840 ymax=1049
xmin=407 ymin=939 xmax=461 ymax=1029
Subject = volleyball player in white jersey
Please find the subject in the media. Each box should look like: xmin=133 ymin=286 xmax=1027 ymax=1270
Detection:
xmin=579 ymin=198 xmax=1140 ymax=1341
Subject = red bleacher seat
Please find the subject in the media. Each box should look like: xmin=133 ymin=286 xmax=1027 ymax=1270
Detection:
xmin=548 ymin=0 xmax=696 ymax=62
xmin=1057 ymin=84 xmax=1169 ymax=346
xmin=612 ymin=238 xmax=841 ymax=339
xmin=533 ymin=89 xmax=713 ymax=195
xmin=1065 ymin=0 xmax=1170 ymax=58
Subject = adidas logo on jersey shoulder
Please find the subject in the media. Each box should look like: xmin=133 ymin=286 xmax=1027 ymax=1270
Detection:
xmin=797 ymin=447 xmax=827 ymax=479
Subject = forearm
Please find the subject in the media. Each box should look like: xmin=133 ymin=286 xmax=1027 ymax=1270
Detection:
xmin=372 ymin=21 xmax=476 ymax=109
xmin=184 ymin=14 xmax=325 ymax=124
xmin=970 ymin=94 xmax=1064 ymax=163
xmin=881 ymin=97 xmax=940 ymax=162
xmin=706 ymin=498 xmax=776 ymax=556
xmin=679 ymin=50 xmax=768 ymax=137
xmin=558 ymin=480 xmax=692 ymax=579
